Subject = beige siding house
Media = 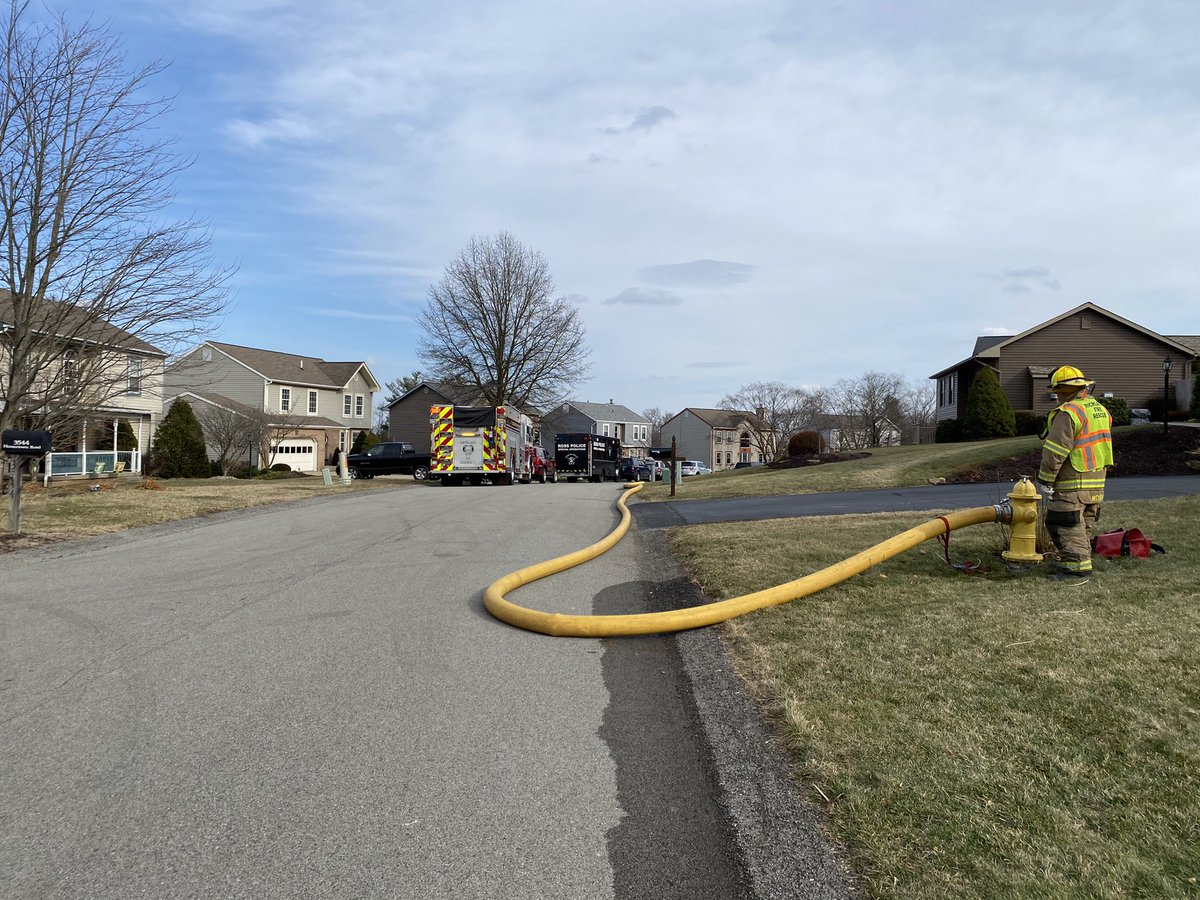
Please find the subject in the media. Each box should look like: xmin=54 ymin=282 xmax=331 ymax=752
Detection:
xmin=0 ymin=293 xmax=167 ymax=476
xmin=659 ymin=408 xmax=770 ymax=470
xmin=930 ymin=303 xmax=1199 ymax=422
xmin=166 ymin=341 xmax=379 ymax=471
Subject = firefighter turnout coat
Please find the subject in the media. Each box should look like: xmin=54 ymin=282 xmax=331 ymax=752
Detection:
xmin=1037 ymin=394 xmax=1114 ymax=492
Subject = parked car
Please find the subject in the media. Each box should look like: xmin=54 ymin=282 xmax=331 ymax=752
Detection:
xmin=680 ymin=460 xmax=712 ymax=477
xmin=344 ymin=441 xmax=432 ymax=481
xmin=644 ymin=459 xmax=665 ymax=481
xmin=618 ymin=457 xmax=654 ymax=482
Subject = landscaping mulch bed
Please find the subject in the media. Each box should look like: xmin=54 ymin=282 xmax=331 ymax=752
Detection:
xmin=949 ymin=425 xmax=1200 ymax=483
xmin=766 ymin=451 xmax=872 ymax=470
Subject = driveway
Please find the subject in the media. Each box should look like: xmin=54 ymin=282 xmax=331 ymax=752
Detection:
xmin=0 ymin=484 xmax=850 ymax=899
xmin=632 ymin=474 xmax=1200 ymax=529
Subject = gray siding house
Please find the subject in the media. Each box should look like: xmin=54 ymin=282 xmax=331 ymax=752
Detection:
xmin=539 ymin=401 xmax=651 ymax=459
xmin=165 ymin=341 xmax=379 ymax=471
xmin=386 ymin=382 xmax=486 ymax=455
xmin=659 ymin=408 xmax=769 ymax=470
xmin=930 ymin=303 xmax=1198 ymax=423
xmin=387 ymin=381 xmax=545 ymax=454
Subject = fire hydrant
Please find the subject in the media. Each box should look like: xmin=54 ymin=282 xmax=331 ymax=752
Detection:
xmin=1002 ymin=477 xmax=1044 ymax=563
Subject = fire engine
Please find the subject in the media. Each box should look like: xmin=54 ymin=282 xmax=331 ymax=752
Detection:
xmin=429 ymin=404 xmax=553 ymax=485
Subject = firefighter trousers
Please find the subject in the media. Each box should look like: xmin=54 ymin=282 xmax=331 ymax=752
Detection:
xmin=1045 ymin=489 xmax=1103 ymax=574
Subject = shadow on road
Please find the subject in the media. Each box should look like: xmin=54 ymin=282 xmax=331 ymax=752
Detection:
xmin=594 ymin=578 xmax=750 ymax=900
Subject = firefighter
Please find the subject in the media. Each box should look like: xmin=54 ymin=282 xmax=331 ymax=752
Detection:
xmin=1036 ymin=365 xmax=1113 ymax=579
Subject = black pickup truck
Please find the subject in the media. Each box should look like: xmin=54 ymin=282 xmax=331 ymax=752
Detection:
xmin=344 ymin=441 xmax=432 ymax=481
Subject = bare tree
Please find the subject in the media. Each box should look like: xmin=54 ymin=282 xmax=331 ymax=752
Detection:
xmin=641 ymin=407 xmax=673 ymax=446
xmin=893 ymin=378 xmax=936 ymax=433
xmin=718 ymin=381 xmax=812 ymax=461
xmin=194 ymin=402 xmax=256 ymax=475
xmin=417 ymin=232 xmax=590 ymax=409
xmin=0 ymin=3 xmax=230 ymax=439
xmin=825 ymin=371 xmax=907 ymax=449
xmin=244 ymin=406 xmax=317 ymax=470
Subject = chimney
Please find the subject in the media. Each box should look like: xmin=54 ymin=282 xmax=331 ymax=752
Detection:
xmin=756 ymin=406 xmax=766 ymax=419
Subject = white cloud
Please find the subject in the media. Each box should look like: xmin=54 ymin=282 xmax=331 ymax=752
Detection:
xmin=223 ymin=116 xmax=318 ymax=149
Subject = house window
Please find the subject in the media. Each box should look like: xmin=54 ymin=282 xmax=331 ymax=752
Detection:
xmin=339 ymin=431 xmax=348 ymax=453
xmin=939 ymin=374 xmax=957 ymax=407
xmin=344 ymin=394 xmax=352 ymax=416
xmin=601 ymin=423 xmax=610 ymax=436
xmin=308 ymin=390 xmax=318 ymax=414
xmin=355 ymin=395 xmax=364 ymax=418
xmin=127 ymin=356 xmax=142 ymax=395
xmin=280 ymin=388 xmax=291 ymax=411
xmin=740 ymin=432 xmax=750 ymax=448
xmin=202 ymin=347 xmax=213 ymax=361
xmin=63 ymin=350 xmax=78 ymax=387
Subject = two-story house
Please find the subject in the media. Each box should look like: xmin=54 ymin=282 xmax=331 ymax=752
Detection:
xmin=539 ymin=401 xmax=651 ymax=459
xmin=1 ymin=292 xmax=167 ymax=476
xmin=659 ymin=408 xmax=771 ymax=470
xmin=930 ymin=303 xmax=1198 ymax=422
xmin=165 ymin=341 xmax=379 ymax=472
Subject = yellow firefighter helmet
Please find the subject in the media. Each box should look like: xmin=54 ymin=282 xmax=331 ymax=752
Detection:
xmin=1048 ymin=365 xmax=1094 ymax=390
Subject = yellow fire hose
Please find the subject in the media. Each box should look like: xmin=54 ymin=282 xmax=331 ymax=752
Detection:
xmin=484 ymin=482 xmax=1018 ymax=638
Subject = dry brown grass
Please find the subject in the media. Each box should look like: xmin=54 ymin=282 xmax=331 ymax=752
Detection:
xmin=1 ymin=474 xmax=415 ymax=550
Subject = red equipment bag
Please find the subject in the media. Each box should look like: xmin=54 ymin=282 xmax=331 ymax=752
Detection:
xmin=1091 ymin=528 xmax=1165 ymax=558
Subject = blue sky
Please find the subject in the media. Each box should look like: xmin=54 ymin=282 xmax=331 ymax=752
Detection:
xmin=54 ymin=0 xmax=1200 ymax=415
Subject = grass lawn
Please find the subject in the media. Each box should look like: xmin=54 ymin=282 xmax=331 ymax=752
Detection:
xmin=639 ymin=434 xmax=1045 ymax=502
xmin=1 ymin=474 xmax=414 ymax=551
xmin=669 ymin=496 xmax=1200 ymax=899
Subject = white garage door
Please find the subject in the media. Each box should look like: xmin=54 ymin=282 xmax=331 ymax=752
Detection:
xmin=271 ymin=439 xmax=317 ymax=472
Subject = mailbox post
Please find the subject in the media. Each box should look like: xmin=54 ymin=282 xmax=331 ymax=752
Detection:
xmin=3 ymin=430 xmax=52 ymax=534
xmin=649 ymin=442 xmax=683 ymax=497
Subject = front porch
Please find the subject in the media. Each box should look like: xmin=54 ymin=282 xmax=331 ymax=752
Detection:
xmin=43 ymin=449 xmax=142 ymax=483
xmin=40 ymin=411 xmax=154 ymax=482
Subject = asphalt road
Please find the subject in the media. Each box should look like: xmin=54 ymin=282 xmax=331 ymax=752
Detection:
xmin=632 ymin=474 xmax=1200 ymax=529
xmin=0 ymin=483 xmax=851 ymax=899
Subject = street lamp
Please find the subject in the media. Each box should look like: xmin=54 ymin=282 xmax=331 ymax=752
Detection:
xmin=1162 ymin=356 xmax=1173 ymax=435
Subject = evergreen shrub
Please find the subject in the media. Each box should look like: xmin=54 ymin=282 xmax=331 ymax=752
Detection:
xmin=1098 ymin=397 xmax=1130 ymax=427
xmin=935 ymin=419 xmax=962 ymax=443
xmin=150 ymin=399 xmax=210 ymax=478
xmin=961 ymin=368 xmax=1016 ymax=440
xmin=350 ymin=430 xmax=381 ymax=454
xmin=1013 ymin=411 xmax=1044 ymax=436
